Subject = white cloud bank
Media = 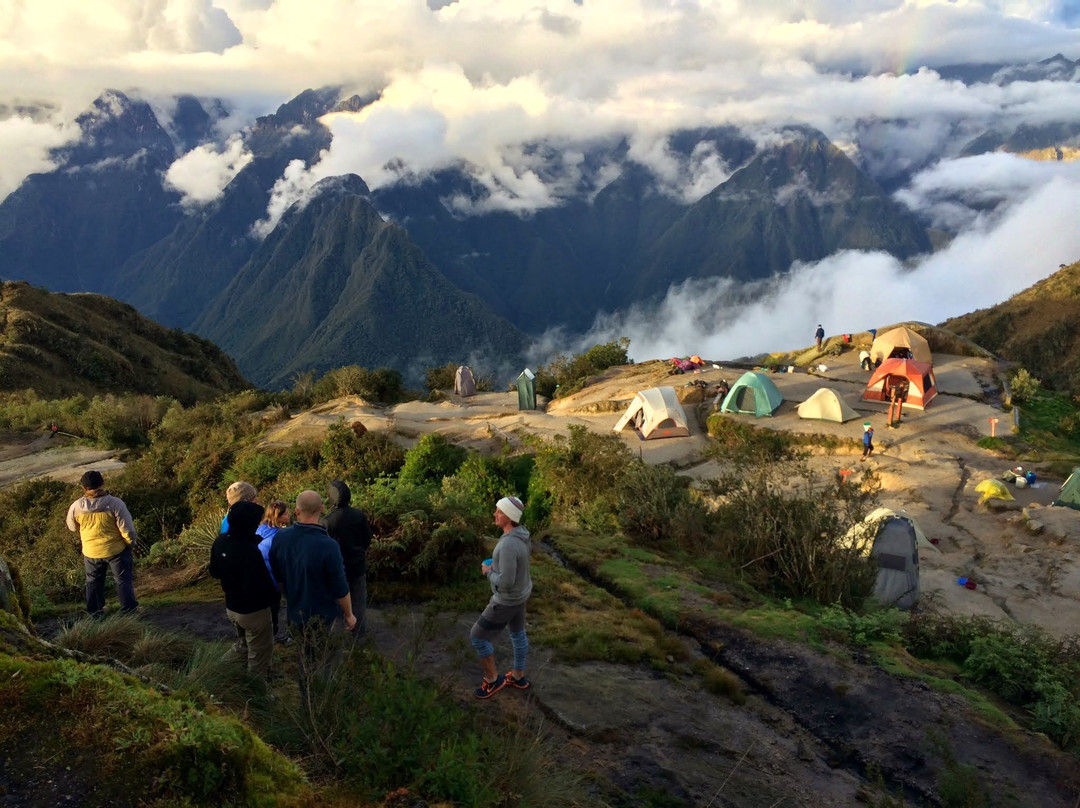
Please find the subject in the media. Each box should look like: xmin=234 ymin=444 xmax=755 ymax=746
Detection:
xmin=562 ymin=167 xmax=1080 ymax=364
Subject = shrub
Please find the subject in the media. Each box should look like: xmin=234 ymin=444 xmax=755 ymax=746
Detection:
xmin=534 ymin=337 xmax=631 ymax=399
xmin=616 ymin=461 xmax=713 ymax=550
xmin=82 ymin=394 xmax=173 ymax=448
xmin=226 ymin=442 xmax=322 ymax=489
xmin=0 ymin=479 xmax=82 ymax=596
xmin=310 ymin=365 xmax=406 ymax=405
xmin=1010 ymin=368 xmax=1041 ymax=403
xmin=320 ymin=423 xmax=405 ymax=483
xmin=398 ymin=434 xmax=467 ymax=487
xmin=902 ymin=613 xmax=1080 ymax=753
xmin=819 ymin=604 xmax=906 ymax=647
xmin=261 ymin=643 xmax=571 ymax=805
xmin=705 ymin=459 xmax=879 ymax=607
xmin=706 ymin=413 xmax=803 ymax=463
xmin=424 ymin=362 xmax=457 ymax=393
xmin=529 ymin=424 xmax=632 ymax=529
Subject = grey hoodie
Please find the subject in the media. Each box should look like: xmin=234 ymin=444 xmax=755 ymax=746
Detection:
xmin=488 ymin=524 xmax=532 ymax=606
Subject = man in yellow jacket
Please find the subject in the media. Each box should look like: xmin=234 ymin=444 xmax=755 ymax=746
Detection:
xmin=65 ymin=470 xmax=139 ymax=616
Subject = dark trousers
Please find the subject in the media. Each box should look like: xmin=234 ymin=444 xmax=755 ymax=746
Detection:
xmin=350 ymin=573 xmax=367 ymax=635
xmin=84 ymin=546 xmax=138 ymax=616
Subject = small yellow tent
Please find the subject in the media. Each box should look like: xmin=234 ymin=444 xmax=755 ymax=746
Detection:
xmin=975 ymin=479 xmax=1014 ymax=504
xmin=797 ymin=388 xmax=859 ymax=423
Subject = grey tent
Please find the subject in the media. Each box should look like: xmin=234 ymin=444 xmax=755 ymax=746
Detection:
xmin=870 ymin=515 xmax=921 ymax=610
xmin=516 ymin=368 xmax=536 ymax=411
xmin=454 ymin=365 xmax=477 ymax=397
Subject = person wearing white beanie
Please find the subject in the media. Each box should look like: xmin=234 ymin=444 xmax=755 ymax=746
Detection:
xmin=469 ymin=496 xmax=533 ymax=698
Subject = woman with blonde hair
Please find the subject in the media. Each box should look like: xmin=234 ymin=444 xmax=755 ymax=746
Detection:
xmin=256 ymin=500 xmax=291 ymax=641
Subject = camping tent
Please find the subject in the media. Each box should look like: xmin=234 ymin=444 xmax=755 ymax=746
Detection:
xmin=797 ymin=388 xmax=859 ymax=423
xmin=870 ymin=326 xmax=932 ymax=365
xmin=516 ymin=369 xmax=536 ymax=411
xmin=454 ymin=366 xmax=476 ymax=397
xmin=1053 ymin=468 xmax=1080 ymax=510
xmin=719 ymin=371 xmax=783 ymax=417
xmin=612 ymin=387 xmax=690 ymax=440
xmin=846 ymin=508 xmax=935 ymax=610
xmin=862 ymin=358 xmax=938 ymax=410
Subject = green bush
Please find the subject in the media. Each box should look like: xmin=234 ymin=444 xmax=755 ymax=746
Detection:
xmin=902 ymin=613 xmax=1080 ymax=753
xmin=261 ymin=643 xmax=569 ymax=805
xmin=534 ymin=338 xmax=630 ymax=399
xmin=1010 ymin=368 xmax=1041 ymax=403
xmin=225 ymin=442 xmax=322 ymax=489
xmin=440 ymin=452 xmax=532 ymax=525
xmin=705 ymin=459 xmax=879 ymax=607
xmin=616 ymin=461 xmax=713 ymax=550
xmin=529 ymin=424 xmax=632 ymax=529
xmin=310 ymin=365 xmax=406 ymax=405
xmin=398 ymin=433 xmax=467 ymax=487
xmin=320 ymin=422 xmax=405 ymax=482
xmin=0 ymin=479 xmax=82 ymax=596
xmin=819 ymin=604 xmax=906 ymax=647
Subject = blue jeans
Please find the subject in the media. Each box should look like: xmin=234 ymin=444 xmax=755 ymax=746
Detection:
xmin=84 ymin=546 xmax=138 ymax=616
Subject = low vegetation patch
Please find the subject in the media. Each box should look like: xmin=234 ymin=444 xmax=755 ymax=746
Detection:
xmin=534 ymin=337 xmax=630 ymax=399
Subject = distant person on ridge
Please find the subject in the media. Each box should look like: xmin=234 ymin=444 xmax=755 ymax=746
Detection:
xmin=815 ymin=324 xmax=825 ymax=351
xmin=269 ymin=491 xmax=357 ymax=666
xmin=322 ymin=480 xmax=373 ymax=636
xmin=469 ymin=496 xmax=532 ymax=699
xmin=66 ymin=470 xmax=139 ymax=617
xmin=209 ymin=500 xmax=278 ymax=678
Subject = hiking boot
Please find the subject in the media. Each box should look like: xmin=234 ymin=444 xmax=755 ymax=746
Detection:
xmin=474 ymin=674 xmax=507 ymax=699
xmin=504 ymin=671 xmax=530 ymax=690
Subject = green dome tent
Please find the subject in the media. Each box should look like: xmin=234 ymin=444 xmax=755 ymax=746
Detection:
xmin=1053 ymin=468 xmax=1080 ymax=510
xmin=719 ymin=371 xmax=783 ymax=417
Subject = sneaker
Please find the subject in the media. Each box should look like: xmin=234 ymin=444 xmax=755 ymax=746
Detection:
xmin=504 ymin=672 xmax=530 ymax=690
xmin=474 ymin=674 xmax=507 ymax=699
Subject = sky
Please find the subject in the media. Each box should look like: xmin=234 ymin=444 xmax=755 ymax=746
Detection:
xmin=1 ymin=0 xmax=1079 ymax=362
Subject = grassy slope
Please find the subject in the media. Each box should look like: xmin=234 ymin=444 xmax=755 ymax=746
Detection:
xmin=0 ymin=281 xmax=251 ymax=403
xmin=942 ymin=260 xmax=1080 ymax=393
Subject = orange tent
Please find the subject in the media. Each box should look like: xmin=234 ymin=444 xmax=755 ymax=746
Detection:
xmin=862 ymin=358 xmax=938 ymax=410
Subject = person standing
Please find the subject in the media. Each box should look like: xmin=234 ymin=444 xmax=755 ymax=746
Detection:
xmin=861 ymin=423 xmax=875 ymax=461
xmin=221 ymin=480 xmax=257 ymax=533
xmin=65 ymin=470 xmax=139 ymax=617
xmin=322 ymin=480 xmax=373 ymax=635
xmin=209 ymin=500 xmax=278 ymax=677
xmin=469 ymin=496 xmax=532 ymax=699
xmin=256 ymin=500 xmax=291 ymax=642
xmin=815 ymin=324 xmax=825 ymax=351
xmin=269 ymin=490 xmax=357 ymax=635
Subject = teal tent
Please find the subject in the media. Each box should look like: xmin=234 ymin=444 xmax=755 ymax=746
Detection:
xmin=1053 ymin=468 xmax=1080 ymax=510
xmin=720 ymin=371 xmax=783 ymax=417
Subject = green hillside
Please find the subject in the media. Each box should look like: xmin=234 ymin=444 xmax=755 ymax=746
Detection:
xmin=941 ymin=260 xmax=1080 ymax=393
xmin=0 ymin=281 xmax=249 ymax=403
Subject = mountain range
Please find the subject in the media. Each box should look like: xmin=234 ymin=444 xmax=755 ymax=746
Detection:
xmin=0 ymin=54 xmax=1077 ymax=388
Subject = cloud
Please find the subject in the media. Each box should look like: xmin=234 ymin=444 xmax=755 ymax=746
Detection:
xmin=164 ymin=133 xmax=253 ymax=207
xmin=894 ymin=151 xmax=1080 ymax=230
xmin=0 ymin=115 xmax=77 ymax=201
xmin=556 ymin=168 xmax=1080 ymax=364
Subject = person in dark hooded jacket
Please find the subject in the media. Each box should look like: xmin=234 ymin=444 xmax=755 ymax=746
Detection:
xmin=209 ymin=500 xmax=279 ymax=677
xmin=322 ymin=480 xmax=373 ymax=634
